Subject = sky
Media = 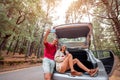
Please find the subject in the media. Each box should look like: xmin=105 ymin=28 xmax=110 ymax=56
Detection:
xmin=42 ymin=0 xmax=91 ymax=26
xmin=53 ymin=0 xmax=74 ymax=25
xmin=52 ymin=0 xmax=91 ymax=26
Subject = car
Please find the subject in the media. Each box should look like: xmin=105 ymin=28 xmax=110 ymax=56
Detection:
xmin=52 ymin=23 xmax=115 ymax=80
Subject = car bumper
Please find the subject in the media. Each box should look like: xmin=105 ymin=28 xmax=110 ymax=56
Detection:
xmin=53 ymin=72 xmax=108 ymax=80
xmin=53 ymin=61 xmax=108 ymax=80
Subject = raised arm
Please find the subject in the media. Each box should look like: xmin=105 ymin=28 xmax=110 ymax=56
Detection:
xmin=43 ymin=29 xmax=50 ymax=43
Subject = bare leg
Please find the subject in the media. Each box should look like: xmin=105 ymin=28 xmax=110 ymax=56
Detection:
xmin=67 ymin=54 xmax=75 ymax=72
xmin=44 ymin=73 xmax=52 ymax=80
xmin=73 ymin=58 xmax=90 ymax=72
xmin=58 ymin=54 xmax=75 ymax=73
xmin=73 ymin=58 xmax=98 ymax=76
xmin=59 ymin=54 xmax=82 ymax=76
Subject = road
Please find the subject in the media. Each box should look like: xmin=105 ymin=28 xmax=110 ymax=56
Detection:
xmin=0 ymin=66 xmax=44 ymax=80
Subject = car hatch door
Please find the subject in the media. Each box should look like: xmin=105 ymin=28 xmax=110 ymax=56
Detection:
xmin=94 ymin=50 xmax=116 ymax=76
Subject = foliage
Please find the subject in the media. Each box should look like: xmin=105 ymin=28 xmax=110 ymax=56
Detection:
xmin=65 ymin=0 xmax=120 ymax=57
xmin=1 ymin=0 xmax=119 ymax=58
xmin=0 ymin=0 xmax=60 ymax=58
xmin=0 ymin=56 xmax=4 ymax=60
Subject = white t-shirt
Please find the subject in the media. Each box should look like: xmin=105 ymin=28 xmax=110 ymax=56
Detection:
xmin=54 ymin=49 xmax=69 ymax=71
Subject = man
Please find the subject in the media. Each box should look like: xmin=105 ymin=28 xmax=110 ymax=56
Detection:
xmin=42 ymin=29 xmax=58 ymax=80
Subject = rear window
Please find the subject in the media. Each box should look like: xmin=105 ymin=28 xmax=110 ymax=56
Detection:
xmin=58 ymin=37 xmax=87 ymax=48
xmin=59 ymin=37 xmax=86 ymax=43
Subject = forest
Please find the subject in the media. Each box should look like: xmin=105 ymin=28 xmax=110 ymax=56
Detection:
xmin=0 ymin=0 xmax=120 ymax=60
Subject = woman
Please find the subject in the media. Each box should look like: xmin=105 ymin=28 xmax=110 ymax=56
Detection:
xmin=54 ymin=45 xmax=98 ymax=77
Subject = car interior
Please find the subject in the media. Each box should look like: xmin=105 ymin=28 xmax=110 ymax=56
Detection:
xmin=67 ymin=48 xmax=95 ymax=72
xmin=54 ymin=24 xmax=97 ymax=73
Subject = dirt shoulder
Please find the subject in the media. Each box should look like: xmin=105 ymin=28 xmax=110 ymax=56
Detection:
xmin=0 ymin=62 xmax=41 ymax=72
xmin=0 ymin=51 xmax=42 ymax=72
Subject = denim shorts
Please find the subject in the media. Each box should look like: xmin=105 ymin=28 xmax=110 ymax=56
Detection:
xmin=42 ymin=58 xmax=55 ymax=73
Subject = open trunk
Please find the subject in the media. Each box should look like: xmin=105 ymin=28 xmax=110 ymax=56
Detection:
xmin=67 ymin=48 xmax=97 ymax=72
xmin=54 ymin=23 xmax=92 ymax=48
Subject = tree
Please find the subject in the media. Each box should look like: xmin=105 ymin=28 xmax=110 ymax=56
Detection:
xmin=100 ymin=0 xmax=120 ymax=50
xmin=37 ymin=0 xmax=60 ymax=58
xmin=65 ymin=0 xmax=120 ymax=52
xmin=0 ymin=0 xmax=54 ymax=58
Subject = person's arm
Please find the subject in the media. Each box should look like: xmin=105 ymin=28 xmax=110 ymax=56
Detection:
xmin=65 ymin=50 xmax=70 ymax=55
xmin=43 ymin=29 xmax=50 ymax=44
xmin=54 ymin=50 xmax=65 ymax=63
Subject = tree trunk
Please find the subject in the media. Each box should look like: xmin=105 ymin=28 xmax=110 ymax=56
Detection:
xmin=37 ymin=32 xmax=44 ymax=58
xmin=34 ymin=46 xmax=38 ymax=56
xmin=37 ymin=25 xmax=46 ymax=58
xmin=29 ymin=41 xmax=35 ymax=56
xmin=0 ymin=34 xmax=11 ymax=56
xmin=101 ymin=0 xmax=120 ymax=49
xmin=26 ymin=41 xmax=31 ymax=57
xmin=19 ymin=38 xmax=27 ymax=54
xmin=6 ymin=36 xmax=15 ymax=55
xmin=13 ymin=39 xmax=19 ymax=55
xmin=111 ymin=20 xmax=120 ymax=49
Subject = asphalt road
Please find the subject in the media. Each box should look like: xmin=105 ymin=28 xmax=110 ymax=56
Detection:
xmin=0 ymin=66 xmax=44 ymax=80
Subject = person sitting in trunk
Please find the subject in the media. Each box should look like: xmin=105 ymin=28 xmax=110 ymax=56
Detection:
xmin=54 ymin=45 xmax=98 ymax=77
